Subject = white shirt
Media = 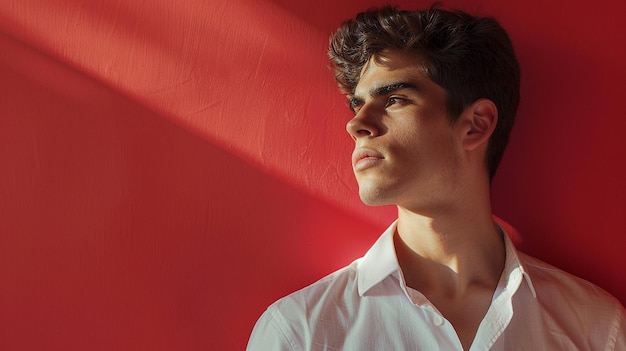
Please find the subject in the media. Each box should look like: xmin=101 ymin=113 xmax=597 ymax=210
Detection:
xmin=247 ymin=221 xmax=626 ymax=350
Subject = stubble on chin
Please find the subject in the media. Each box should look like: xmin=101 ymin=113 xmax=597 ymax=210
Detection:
xmin=358 ymin=182 xmax=392 ymax=206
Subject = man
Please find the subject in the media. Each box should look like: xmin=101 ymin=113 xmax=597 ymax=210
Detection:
xmin=247 ymin=6 xmax=625 ymax=350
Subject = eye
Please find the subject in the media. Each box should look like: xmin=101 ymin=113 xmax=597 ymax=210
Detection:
xmin=349 ymin=98 xmax=363 ymax=115
xmin=385 ymin=96 xmax=406 ymax=108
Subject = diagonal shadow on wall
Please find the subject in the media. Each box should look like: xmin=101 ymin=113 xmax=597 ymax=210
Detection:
xmin=0 ymin=34 xmax=386 ymax=351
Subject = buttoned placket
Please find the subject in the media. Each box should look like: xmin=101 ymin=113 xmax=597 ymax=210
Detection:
xmin=399 ymin=263 xmax=527 ymax=351
xmin=468 ymin=267 xmax=524 ymax=351
xmin=404 ymin=285 xmax=466 ymax=350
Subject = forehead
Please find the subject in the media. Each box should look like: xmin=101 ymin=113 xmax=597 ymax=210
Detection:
xmin=354 ymin=50 xmax=431 ymax=96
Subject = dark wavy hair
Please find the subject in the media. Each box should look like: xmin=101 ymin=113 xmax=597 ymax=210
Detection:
xmin=328 ymin=6 xmax=520 ymax=181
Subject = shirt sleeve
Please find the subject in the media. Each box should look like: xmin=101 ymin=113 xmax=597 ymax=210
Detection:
xmin=246 ymin=307 xmax=297 ymax=351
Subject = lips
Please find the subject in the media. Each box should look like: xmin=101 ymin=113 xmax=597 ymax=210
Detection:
xmin=352 ymin=147 xmax=384 ymax=171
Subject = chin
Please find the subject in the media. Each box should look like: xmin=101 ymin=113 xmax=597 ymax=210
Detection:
xmin=358 ymin=188 xmax=394 ymax=207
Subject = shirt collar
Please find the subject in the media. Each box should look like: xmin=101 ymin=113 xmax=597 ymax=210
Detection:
xmin=357 ymin=220 xmax=537 ymax=298
xmin=357 ymin=221 xmax=399 ymax=296
xmin=498 ymin=224 xmax=537 ymax=298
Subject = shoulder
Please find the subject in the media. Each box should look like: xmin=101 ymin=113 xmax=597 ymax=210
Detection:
xmin=520 ymin=251 xmax=621 ymax=309
xmin=518 ymin=253 xmax=626 ymax=350
xmin=518 ymin=251 xmax=625 ymax=346
xmin=247 ymin=260 xmax=362 ymax=350
xmin=269 ymin=259 xmax=362 ymax=319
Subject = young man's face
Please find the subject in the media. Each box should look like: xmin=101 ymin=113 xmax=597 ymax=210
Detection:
xmin=347 ymin=50 xmax=463 ymax=213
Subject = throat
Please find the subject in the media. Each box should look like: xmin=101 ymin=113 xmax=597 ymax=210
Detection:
xmin=393 ymin=225 xmax=505 ymax=351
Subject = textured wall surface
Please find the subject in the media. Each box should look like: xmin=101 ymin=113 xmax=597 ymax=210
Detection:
xmin=1 ymin=0 xmax=624 ymax=349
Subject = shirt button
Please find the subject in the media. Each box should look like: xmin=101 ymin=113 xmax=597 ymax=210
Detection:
xmin=510 ymin=270 xmax=521 ymax=281
xmin=433 ymin=315 xmax=444 ymax=326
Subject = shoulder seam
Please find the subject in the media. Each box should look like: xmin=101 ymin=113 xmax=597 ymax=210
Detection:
xmin=267 ymin=306 xmax=299 ymax=351
xmin=606 ymin=305 xmax=625 ymax=351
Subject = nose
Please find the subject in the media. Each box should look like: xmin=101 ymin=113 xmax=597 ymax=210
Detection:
xmin=346 ymin=106 xmax=381 ymax=140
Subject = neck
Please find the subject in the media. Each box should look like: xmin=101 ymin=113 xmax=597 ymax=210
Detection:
xmin=394 ymin=195 xmax=505 ymax=296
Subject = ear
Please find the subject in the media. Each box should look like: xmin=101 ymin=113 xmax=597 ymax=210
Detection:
xmin=458 ymin=98 xmax=498 ymax=151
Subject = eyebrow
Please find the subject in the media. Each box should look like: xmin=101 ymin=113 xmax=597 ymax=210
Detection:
xmin=348 ymin=82 xmax=419 ymax=112
xmin=371 ymin=82 xmax=419 ymax=97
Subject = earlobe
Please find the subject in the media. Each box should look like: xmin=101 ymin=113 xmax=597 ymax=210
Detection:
xmin=462 ymin=99 xmax=497 ymax=151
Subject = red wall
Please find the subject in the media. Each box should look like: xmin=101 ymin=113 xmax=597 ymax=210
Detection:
xmin=1 ymin=0 xmax=624 ymax=349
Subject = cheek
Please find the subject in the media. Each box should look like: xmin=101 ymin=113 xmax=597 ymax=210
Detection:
xmin=404 ymin=129 xmax=457 ymax=171
xmin=389 ymin=121 xmax=422 ymax=150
